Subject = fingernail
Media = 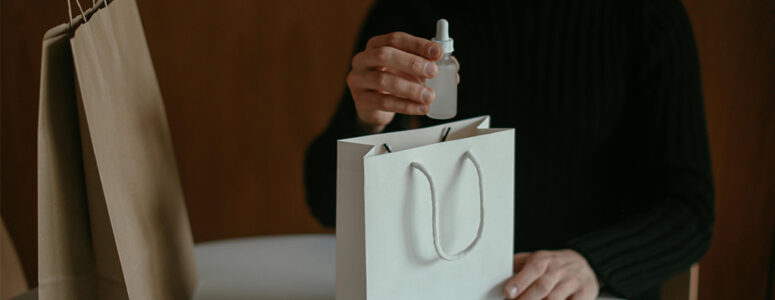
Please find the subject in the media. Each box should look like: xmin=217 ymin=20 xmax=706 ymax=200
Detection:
xmin=507 ymin=286 xmax=518 ymax=298
xmin=424 ymin=62 xmax=437 ymax=77
xmin=421 ymin=88 xmax=433 ymax=103
xmin=419 ymin=105 xmax=429 ymax=114
xmin=428 ymin=45 xmax=441 ymax=58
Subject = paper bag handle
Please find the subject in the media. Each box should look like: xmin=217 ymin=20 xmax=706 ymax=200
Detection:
xmin=67 ymin=0 xmax=87 ymax=26
xmin=410 ymin=150 xmax=484 ymax=261
xmin=67 ymin=0 xmax=109 ymax=27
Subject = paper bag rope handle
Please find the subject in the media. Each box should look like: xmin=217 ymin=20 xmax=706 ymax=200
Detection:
xmin=67 ymin=0 xmax=86 ymax=25
xmin=410 ymin=150 xmax=484 ymax=261
xmin=67 ymin=0 xmax=109 ymax=27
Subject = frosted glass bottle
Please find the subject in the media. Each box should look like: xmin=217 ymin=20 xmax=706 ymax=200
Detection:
xmin=426 ymin=53 xmax=458 ymax=119
xmin=425 ymin=19 xmax=457 ymax=120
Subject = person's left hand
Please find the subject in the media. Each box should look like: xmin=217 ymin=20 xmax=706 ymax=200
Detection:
xmin=504 ymin=249 xmax=600 ymax=300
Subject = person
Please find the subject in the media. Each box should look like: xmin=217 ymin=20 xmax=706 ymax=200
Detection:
xmin=304 ymin=0 xmax=715 ymax=299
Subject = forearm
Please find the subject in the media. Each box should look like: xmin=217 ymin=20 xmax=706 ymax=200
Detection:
xmin=566 ymin=192 xmax=713 ymax=297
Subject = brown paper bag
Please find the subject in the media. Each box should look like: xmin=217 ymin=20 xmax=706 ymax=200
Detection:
xmin=38 ymin=17 xmax=99 ymax=300
xmin=2 ymin=217 xmax=29 ymax=300
xmin=37 ymin=0 xmax=197 ymax=299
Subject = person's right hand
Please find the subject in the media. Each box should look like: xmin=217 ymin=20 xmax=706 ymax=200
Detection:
xmin=347 ymin=32 xmax=444 ymax=133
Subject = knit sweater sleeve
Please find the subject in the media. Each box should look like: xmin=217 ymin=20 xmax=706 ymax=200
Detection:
xmin=303 ymin=0 xmax=418 ymax=227
xmin=566 ymin=0 xmax=714 ymax=297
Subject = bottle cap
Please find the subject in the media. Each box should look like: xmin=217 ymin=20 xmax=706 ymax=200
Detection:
xmin=432 ymin=19 xmax=454 ymax=54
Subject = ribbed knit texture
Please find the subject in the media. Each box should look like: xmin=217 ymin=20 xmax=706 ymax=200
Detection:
xmin=304 ymin=1 xmax=714 ymax=299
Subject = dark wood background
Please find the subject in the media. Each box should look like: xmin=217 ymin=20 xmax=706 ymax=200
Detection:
xmin=1 ymin=0 xmax=773 ymax=299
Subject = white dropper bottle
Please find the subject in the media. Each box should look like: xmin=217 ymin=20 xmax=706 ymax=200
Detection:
xmin=426 ymin=19 xmax=457 ymax=120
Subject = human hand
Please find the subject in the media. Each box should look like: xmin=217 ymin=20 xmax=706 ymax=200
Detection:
xmin=346 ymin=32 xmax=445 ymax=133
xmin=504 ymin=250 xmax=600 ymax=300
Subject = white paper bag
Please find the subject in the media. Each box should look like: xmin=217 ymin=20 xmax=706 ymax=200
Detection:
xmin=337 ymin=116 xmax=515 ymax=299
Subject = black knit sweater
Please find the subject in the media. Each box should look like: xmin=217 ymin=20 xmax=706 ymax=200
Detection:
xmin=304 ymin=0 xmax=714 ymax=299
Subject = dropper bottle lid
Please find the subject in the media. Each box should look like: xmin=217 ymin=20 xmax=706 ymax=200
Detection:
xmin=432 ymin=19 xmax=454 ymax=54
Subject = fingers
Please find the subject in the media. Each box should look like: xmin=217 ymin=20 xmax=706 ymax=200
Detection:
xmin=348 ymin=70 xmax=433 ymax=104
xmin=569 ymin=286 xmax=598 ymax=300
xmin=543 ymin=279 xmax=578 ymax=300
xmin=354 ymin=91 xmax=429 ymax=116
xmin=513 ymin=252 xmax=530 ymax=272
xmin=366 ymin=32 xmax=443 ymax=60
xmin=451 ymin=55 xmax=460 ymax=84
xmin=373 ymin=66 xmax=424 ymax=84
xmin=388 ymin=68 xmax=425 ymax=85
xmin=352 ymin=46 xmax=438 ymax=79
xmin=347 ymin=31 xmax=450 ymax=128
xmin=504 ymin=251 xmax=552 ymax=299
xmin=516 ymin=271 xmax=563 ymax=300
xmin=451 ymin=55 xmax=460 ymax=71
xmin=505 ymin=250 xmax=599 ymax=300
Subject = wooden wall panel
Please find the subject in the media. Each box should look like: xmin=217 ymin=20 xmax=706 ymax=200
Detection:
xmin=681 ymin=0 xmax=775 ymax=299
xmin=2 ymin=0 xmax=773 ymax=297
xmin=135 ymin=0 xmax=373 ymax=242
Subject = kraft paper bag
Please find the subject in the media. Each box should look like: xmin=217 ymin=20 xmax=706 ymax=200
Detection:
xmin=337 ymin=116 xmax=515 ymax=299
xmin=38 ymin=16 xmax=100 ymax=300
xmin=2 ymin=217 xmax=29 ymax=299
xmin=37 ymin=0 xmax=197 ymax=299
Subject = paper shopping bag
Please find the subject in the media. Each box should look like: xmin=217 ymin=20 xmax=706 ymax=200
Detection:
xmin=337 ymin=116 xmax=515 ymax=299
xmin=1 ymin=217 xmax=28 ymax=299
xmin=38 ymin=19 xmax=99 ymax=299
xmin=37 ymin=0 xmax=197 ymax=299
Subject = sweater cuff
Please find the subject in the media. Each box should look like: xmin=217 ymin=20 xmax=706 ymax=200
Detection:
xmin=564 ymin=202 xmax=712 ymax=298
xmin=567 ymin=234 xmax=626 ymax=297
